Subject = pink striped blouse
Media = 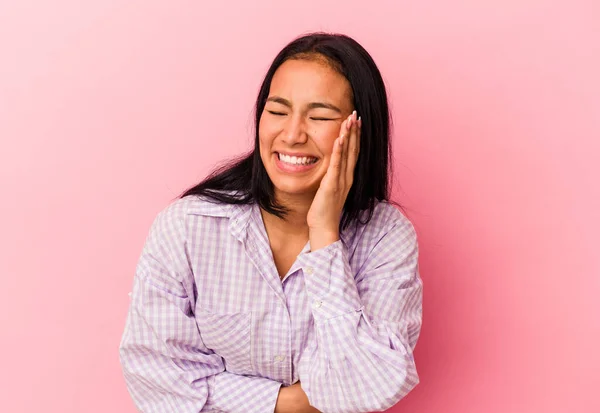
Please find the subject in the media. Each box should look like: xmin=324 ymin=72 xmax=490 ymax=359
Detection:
xmin=119 ymin=194 xmax=423 ymax=413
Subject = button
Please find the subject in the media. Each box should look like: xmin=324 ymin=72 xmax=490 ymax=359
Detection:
xmin=305 ymin=266 xmax=314 ymax=275
xmin=274 ymin=355 xmax=285 ymax=362
xmin=312 ymin=300 xmax=322 ymax=309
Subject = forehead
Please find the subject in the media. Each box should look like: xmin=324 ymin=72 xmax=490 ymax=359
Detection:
xmin=268 ymin=58 xmax=352 ymax=107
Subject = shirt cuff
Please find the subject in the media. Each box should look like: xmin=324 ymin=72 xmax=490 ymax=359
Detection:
xmin=297 ymin=240 xmax=363 ymax=322
xmin=204 ymin=372 xmax=283 ymax=413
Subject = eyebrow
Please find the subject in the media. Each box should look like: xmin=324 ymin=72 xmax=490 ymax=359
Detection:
xmin=266 ymin=96 xmax=342 ymax=113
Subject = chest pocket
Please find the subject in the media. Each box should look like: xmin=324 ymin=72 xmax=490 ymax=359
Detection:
xmin=195 ymin=307 xmax=254 ymax=375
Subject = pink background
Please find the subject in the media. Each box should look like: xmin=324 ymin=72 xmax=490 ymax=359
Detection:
xmin=1 ymin=1 xmax=598 ymax=412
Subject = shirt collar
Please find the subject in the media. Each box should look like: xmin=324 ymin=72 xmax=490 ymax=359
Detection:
xmin=183 ymin=192 xmax=249 ymax=240
xmin=186 ymin=194 xmax=362 ymax=247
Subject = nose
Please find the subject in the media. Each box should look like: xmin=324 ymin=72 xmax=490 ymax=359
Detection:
xmin=282 ymin=114 xmax=308 ymax=145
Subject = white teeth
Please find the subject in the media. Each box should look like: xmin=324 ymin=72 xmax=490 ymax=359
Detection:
xmin=278 ymin=153 xmax=317 ymax=165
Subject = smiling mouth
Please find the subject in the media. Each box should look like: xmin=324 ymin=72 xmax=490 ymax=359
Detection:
xmin=276 ymin=152 xmax=319 ymax=166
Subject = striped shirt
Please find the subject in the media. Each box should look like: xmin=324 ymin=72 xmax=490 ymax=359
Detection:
xmin=119 ymin=194 xmax=423 ymax=413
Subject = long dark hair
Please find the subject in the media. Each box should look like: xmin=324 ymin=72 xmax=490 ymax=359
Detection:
xmin=180 ymin=32 xmax=397 ymax=231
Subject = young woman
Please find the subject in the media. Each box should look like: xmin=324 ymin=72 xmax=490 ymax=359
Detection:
xmin=120 ymin=32 xmax=423 ymax=413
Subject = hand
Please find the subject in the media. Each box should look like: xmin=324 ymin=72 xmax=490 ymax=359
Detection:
xmin=274 ymin=382 xmax=322 ymax=413
xmin=307 ymin=110 xmax=361 ymax=251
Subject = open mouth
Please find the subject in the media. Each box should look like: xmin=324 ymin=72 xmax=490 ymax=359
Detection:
xmin=277 ymin=152 xmax=319 ymax=166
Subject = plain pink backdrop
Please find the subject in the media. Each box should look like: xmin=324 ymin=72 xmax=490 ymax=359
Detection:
xmin=1 ymin=1 xmax=598 ymax=412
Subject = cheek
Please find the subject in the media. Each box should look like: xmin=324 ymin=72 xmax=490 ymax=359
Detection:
xmin=258 ymin=120 xmax=271 ymax=150
xmin=258 ymin=118 xmax=278 ymax=145
xmin=315 ymin=128 xmax=339 ymax=156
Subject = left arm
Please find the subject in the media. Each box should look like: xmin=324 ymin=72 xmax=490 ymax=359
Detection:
xmin=300 ymin=111 xmax=423 ymax=413
xmin=296 ymin=218 xmax=422 ymax=413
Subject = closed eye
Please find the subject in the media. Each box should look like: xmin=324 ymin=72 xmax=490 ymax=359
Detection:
xmin=267 ymin=111 xmax=333 ymax=121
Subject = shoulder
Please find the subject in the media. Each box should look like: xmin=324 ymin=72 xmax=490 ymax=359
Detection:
xmin=149 ymin=193 xmax=242 ymax=238
xmin=157 ymin=192 xmax=240 ymax=221
xmin=372 ymin=201 xmax=416 ymax=235
xmin=353 ymin=200 xmax=418 ymax=250
xmin=346 ymin=201 xmax=419 ymax=277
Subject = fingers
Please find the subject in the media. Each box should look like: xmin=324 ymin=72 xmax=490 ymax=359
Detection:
xmin=329 ymin=111 xmax=360 ymax=192
xmin=340 ymin=113 xmax=352 ymax=181
xmin=346 ymin=112 xmax=360 ymax=183
xmin=328 ymin=121 xmax=345 ymax=180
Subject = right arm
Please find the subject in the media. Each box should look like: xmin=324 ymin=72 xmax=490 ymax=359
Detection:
xmin=119 ymin=200 xmax=283 ymax=412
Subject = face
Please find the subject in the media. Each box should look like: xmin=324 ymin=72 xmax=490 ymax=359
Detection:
xmin=259 ymin=57 xmax=354 ymax=200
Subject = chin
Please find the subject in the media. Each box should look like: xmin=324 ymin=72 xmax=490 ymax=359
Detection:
xmin=275 ymin=186 xmax=317 ymax=197
xmin=271 ymin=180 xmax=319 ymax=198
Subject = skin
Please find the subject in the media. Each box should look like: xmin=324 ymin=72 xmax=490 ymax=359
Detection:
xmin=258 ymin=57 xmax=362 ymax=412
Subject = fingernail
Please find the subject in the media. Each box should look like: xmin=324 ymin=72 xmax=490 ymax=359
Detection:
xmin=346 ymin=118 xmax=352 ymax=131
xmin=358 ymin=116 xmax=362 ymax=128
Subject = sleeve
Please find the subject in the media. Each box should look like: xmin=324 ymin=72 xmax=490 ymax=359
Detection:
xmin=119 ymin=200 xmax=283 ymax=413
xmin=295 ymin=214 xmax=423 ymax=413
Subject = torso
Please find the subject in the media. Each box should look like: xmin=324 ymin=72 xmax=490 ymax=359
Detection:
xmin=270 ymin=239 xmax=307 ymax=280
xmin=259 ymin=207 xmax=310 ymax=281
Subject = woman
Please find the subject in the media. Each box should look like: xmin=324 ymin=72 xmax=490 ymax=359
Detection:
xmin=119 ymin=32 xmax=423 ymax=413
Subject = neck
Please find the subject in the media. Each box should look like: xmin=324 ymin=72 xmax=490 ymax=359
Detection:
xmin=260 ymin=191 xmax=314 ymax=237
